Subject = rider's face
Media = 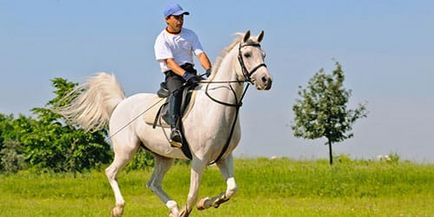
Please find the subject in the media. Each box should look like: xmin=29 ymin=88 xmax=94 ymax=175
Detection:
xmin=166 ymin=15 xmax=184 ymax=33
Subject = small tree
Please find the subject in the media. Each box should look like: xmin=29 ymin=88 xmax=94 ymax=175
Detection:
xmin=292 ymin=62 xmax=367 ymax=165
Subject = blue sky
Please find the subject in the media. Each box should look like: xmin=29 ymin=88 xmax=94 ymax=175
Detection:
xmin=1 ymin=1 xmax=433 ymax=162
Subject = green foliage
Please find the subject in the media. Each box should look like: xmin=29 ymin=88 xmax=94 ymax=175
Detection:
xmin=24 ymin=78 xmax=114 ymax=172
xmin=14 ymin=78 xmax=111 ymax=172
xmin=377 ymin=153 xmax=401 ymax=164
xmin=335 ymin=153 xmax=353 ymax=164
xmin=292 ymin=62 xmax=368 ymax=164
xmin=388 ymin=152 xmax=400 ymax=163
xmin=0 ymin=78 xmax=116 ymax=173
xmin=126 ymin=148 xmax=155 ymax=171
xmin=0 ymin=114 xmax=30 ymax=172
xmin=0 ymin=114 xmax=14 ymax=151
xmin=0 ymin=77 xmax=157 ymax=173
xmin=0 ymin=140 xmax=26 ymax=173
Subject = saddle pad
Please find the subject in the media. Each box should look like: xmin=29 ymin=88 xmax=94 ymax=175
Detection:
xmin=143 ymin=96 xmax=169 ymax=127
xmin=143 ymin=91 xmax=197 ymax=128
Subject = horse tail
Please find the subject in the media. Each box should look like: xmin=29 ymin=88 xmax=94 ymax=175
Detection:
xmin=57 ymin=72 xmax=125 ymax=131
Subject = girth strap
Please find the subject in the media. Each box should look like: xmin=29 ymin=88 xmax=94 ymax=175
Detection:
xmin=179 ymin=121 xmax=193 ymax=160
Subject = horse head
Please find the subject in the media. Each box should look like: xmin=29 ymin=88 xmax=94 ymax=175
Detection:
xmin=237 ymin=30 xmax=273 ymax=90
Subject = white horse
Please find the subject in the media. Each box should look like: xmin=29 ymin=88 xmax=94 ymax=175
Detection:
xmin=59 ymin=31 xmax=272 ymax=217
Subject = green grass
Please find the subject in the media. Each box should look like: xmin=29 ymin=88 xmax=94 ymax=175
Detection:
xmin=1 ymin=158 xmax=433 ymax=216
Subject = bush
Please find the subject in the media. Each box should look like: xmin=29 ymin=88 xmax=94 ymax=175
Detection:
xmin=335 ymin=153 xmax=353 ymax=164
xmin=126 ymin=148 xmax=155 ymax=171
xmin=0 ymin=140 xmax=26 ymax=173
xmin=388 ymin=152 xmax=400 ymax=164
xmin=1 ymin=78 xmax=114 ymax=173
xmin=0 ymin=77 xmax=157 ymax=173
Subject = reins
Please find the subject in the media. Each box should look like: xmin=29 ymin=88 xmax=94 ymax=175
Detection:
xmin=205 ymin=81 xmax=250 ymax=165
xmin=203 ymin=41 xmax=267 ymax=164
xmin=204 ymin=81 xmax=246 ymax=107
xmin=108 ymin=97 xmax=165 ymax=140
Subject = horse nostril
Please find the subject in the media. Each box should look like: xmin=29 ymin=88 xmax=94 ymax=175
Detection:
xmin=261 ymin=76 xmax=268 ymax=83
xmin=264 ymin=77 xmax=272 ymax=90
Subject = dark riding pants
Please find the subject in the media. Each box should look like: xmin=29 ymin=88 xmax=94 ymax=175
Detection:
xmin=164 ymin=63 xmax=197 ymax=128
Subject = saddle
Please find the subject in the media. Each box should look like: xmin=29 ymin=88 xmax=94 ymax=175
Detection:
xmin=143 ymin=82 xmax=196 ymax=129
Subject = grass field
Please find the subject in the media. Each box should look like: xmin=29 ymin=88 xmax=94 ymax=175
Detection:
xmin=1 ymin=158 xmax=433 ymax=217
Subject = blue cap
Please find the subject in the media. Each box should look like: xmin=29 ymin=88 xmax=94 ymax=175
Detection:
xmin=163 ymin=3 xmax=190 ymax=17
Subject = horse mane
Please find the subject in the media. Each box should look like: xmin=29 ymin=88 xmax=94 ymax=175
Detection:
xmin=209 ymin=33 xmax=244 ymax=80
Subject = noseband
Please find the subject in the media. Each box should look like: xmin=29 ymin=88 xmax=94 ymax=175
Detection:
xmin=237 ymin=42 xmax=268 ymax=83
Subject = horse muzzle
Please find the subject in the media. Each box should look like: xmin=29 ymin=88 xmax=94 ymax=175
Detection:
xmin=252 ymin=70 xmax=273 ymax=90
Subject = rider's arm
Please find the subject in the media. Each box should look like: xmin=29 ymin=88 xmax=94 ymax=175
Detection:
xmin=165 ymin=58 xmax=187 ymax=77
xmin=197 ymin=52 xmax=212 ymax=71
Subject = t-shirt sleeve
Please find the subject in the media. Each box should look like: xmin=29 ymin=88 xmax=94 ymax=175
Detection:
xmin=191 ymin=32 xmax=204 ymax=56
xmin=154 ymin=36 xmax=173 ymax=61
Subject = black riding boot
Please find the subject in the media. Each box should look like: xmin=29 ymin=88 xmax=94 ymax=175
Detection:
xmin=168 ymin=92 xmax=183 ymax=148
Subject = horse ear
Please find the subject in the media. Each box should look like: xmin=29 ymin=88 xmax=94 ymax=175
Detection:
xmin=257 ymin=30 xmax=264 ymax=43
xmin=243 ymin=30 xmax=251 ymax=43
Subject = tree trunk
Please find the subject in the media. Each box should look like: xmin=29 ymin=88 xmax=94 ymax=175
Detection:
xmin=328 ymin=140 xmax=333 ymax=165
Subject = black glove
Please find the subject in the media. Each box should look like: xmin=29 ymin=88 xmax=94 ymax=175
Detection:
xmin=205 ymin=68 xmax=212 ymax=78
xmin=182 ymin=72 xmax=200 ymax=85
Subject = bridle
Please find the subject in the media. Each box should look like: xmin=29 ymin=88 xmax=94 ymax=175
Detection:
xmin=202 ymin=41 xmax=268 ymax=164
xmin=237 ymin=42 xmax=268 ymax=84
xmin=203 ymin=41 xmax=268 ymax=107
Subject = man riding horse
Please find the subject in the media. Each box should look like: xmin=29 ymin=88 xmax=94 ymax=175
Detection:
xmin=154 ymin=3 xmax=212 ymax=148
xmin=57 ymin=3 xmax=272 ymax=216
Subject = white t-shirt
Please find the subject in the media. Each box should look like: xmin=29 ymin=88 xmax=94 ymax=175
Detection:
xmin=154 ymin=28 xmax=204 ymax=72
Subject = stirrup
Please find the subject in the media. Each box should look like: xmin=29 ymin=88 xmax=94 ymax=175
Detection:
xmin=170 ymin=129 xmax=183 ymax=148
xmin=170 ymin=140 xmax=182 ymax=149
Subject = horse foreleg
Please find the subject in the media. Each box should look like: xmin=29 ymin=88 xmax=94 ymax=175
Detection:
xmin=217 ymin=154 xmax=238 ymax=199
xmin=197 ymin=154 xmax=237 ymax=210
xmin=180 ymin=159 xmax=206 ymax=217
xmin=147 ymin=155 xmax=180 ymax=216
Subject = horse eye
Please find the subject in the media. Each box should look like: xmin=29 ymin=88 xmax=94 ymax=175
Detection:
xmin=244 ymin=53 xmax=251 ymax=58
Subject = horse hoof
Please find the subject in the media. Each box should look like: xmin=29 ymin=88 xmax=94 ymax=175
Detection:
xmin=168 ymin=207 xmax=180 ymax=217
xmin=111 ymin=204 xmax=124 ymax=217
xmin=179 ymin=206 xmax=190 ymax=217
xmin=197 ymin=197 xmax=212 ymax=210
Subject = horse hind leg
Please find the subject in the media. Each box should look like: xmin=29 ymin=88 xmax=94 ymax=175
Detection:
xmin=197 ymin=154 xmax=237 ymax=211
xmin=105 ymin=137 xmax=139 ymax=217
xmin=146 ymin=155 xmax=179 ymax=217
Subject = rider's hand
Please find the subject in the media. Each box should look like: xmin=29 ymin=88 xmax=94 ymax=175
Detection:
xmin=183 ymin=72 xmax=200 ymax=85
xmin=205 ymin=68 xmax=212 ymax=78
